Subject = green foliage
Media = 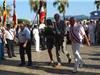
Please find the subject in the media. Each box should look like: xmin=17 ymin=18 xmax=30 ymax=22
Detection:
xmin=95 ymin=1 xmax=100 ymax=10
xmin=53 ymin=0 xmax=69 ymax=13
xmin=0 ymin=5 xmax=12 ymax=16
xmin=29 ymin=0 xmax=46 ymax=13
xmin=17 ymin=19 xmax=30 ymax=24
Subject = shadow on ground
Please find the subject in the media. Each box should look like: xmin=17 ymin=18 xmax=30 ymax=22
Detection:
xmin=0 ymin=70 xmax=36 ymax=75
xmin=0 ymin=59 xmax=100 ymax=75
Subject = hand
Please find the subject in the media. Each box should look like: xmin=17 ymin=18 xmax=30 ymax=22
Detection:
xmin=5 ymin=41 xmax=7 ymax=44
xmin=87 ymin=41 xmax=90 ymax=46
xmin=23 ymin=43 xmax=27 ymax=48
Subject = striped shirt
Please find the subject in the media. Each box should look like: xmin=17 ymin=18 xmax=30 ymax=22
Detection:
xmin=70 ymin=23 xmax=85 ymax=43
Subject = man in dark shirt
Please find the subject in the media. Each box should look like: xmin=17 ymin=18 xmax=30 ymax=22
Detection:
xmin=53 ymin=14 xmax=71 ymax=67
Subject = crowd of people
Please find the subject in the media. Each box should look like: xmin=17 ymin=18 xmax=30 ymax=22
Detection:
xmin=0 ymin=13 xmax=100 ymax=73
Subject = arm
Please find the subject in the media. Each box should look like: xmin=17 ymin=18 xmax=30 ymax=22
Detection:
xmin=81 ymin=25 xmax=90 ymax=46
xmin=84 ymin=34 xmax=90 ymax=46
xmin=23 ymin=28 xmax=30 ymax=48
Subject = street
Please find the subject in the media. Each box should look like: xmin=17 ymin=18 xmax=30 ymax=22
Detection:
xmin=0 ymin=45 xmax=100 ymax=75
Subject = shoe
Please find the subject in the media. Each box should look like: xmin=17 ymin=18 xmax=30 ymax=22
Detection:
xmin=73 ymin=67 xmax=78 ymax=73
xmin=27 ymin=63 xmax=32 ymax=66
xmin=66 ymin=54 xmax=71 ymax=64
xmin=48 ymin=61 xmax=54 ymax=66
xmin=12 ymin=55 xmax=16 ymax=57
xmin=18 ymin=63 xmax=26 ymax=66
xmin=72 ymin=70 xmax=78 ymax=73
xmin=8 ymin=56 xmax=12 ymax=58
xmin=68 ymin=58 xmax=71 ymax=64
xmin=79 ymin=61 xmax=85 ymax=68
xmin=55 ymin=63 xmax=61 ymax=68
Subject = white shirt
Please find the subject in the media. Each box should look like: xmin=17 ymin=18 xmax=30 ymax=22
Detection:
xmin=33 ymin=28 xmax=39 ymax=39
xmin=5 ymin=29 xmax=14 ymax=40
xmin=39 ymin=23 xmax=46 ymax=29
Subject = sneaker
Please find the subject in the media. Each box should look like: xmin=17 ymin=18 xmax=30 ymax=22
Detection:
xmin=68 ymin=58 xmax=71 ymax=64
xmin=27 ymin=62 xmax=32 ymax=66
xmin=55 ymin=63 xmax=61 ymax=68
xmin=79 ymin=61 xmax=85 ymax=68
xmin=48 ymin=61 xmax=54 ymax=66
xmin=18 ymin=63 xmax=26 ymax=66
xmin=66 ymin=54 xmax=71 ymax=64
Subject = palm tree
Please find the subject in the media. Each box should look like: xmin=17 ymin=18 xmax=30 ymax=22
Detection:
xmin=29 ymin=0 xmax=46 ymax=24
xmin=53 ymin=0 xmax=69 ymax=20
xmin=0 ymin=6 xmax=3 ymax=16
xmin=95 ymin=0 xmax=100 ymax=11
xmin=0 ymin=5 xmax=12 ymax=24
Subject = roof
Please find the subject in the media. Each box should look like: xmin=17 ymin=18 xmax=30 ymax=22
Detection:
xmin=90 ymin=11 xmax=100 ymax=19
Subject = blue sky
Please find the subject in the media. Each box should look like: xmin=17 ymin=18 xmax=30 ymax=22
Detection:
xmin=0 ymin=0 xmax=96 ymax=21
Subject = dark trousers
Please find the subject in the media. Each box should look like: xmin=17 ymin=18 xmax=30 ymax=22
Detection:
xmin=0 ymin=43 xmax=4 ymax=59
xmin=6 ymin=39 xmax=15 ymax=57
xmin=40 ymin=35 xmax=45 ymax=49
xmin=55 ymin=45 xmax=61 ymax=63
xmin=19 ymin=41 xmax=32 ymax=64
xmin=55 ymin=35 xmax=64 ymax=63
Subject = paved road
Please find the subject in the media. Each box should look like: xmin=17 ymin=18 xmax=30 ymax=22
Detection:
xmin=0 ymin=45 xmax=100 ymax=75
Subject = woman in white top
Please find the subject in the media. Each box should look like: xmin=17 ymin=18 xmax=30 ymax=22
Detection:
xmin=33 ymin=25 xmax=40 ymax=52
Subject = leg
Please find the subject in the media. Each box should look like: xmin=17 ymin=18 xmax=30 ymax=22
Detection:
xmin=36 ymin=38 xmax=40 ymax=52
xmin=11 ymin=40 xmax=16 ymax=57
xmin=48 ymin=49 xmax=53 ymax=61
xmin=62 ymin=37 xmax=71 ymax=63
xmin=26 ymin=41 xmax=32 ymax=66
xmin=72 ymin=43 xmax=83 ymax=72
xmin=56 ymin=45 xmax=61 ymax=65
xmin=19 ymin=43 xmax=25 ymax=65
xmin=6 ymin=39 xmax=12 ymax=58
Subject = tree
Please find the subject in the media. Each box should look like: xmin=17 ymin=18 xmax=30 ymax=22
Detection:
xmin=95 ymin=0 xmax=100 ymax=11
xmin=29 ymin=0 xmax=46 ymax=24
xmin=53 ymin=0 xmax=69 ymax=20
xmin=0 ymin=5 xmax=11 ymax=16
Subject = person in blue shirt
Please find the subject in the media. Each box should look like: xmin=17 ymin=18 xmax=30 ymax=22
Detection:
xmin=18 ymin=21 xmax=32 ymax=66
xmin=0 ymin=25 xmax=5 ymax=60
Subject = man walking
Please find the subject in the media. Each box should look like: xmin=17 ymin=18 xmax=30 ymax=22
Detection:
xmin=53 ymin=14 xmax=71 ymax=67
xmin=69 ymin=17 xmax=90 ymax=72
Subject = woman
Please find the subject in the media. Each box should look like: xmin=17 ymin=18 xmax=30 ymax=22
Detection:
xmin=45 ymin=19 xmax=54 ymax=65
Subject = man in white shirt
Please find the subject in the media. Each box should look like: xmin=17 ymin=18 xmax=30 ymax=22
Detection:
xmin=4 ymin=24 xmax=16 ymax=58
xmin=69 ymin=17 xmax=90 ymax=72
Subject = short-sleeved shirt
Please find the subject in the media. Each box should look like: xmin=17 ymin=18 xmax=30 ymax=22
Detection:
xmin=70 ymin=23 xmax=85 ymax=43
xmin=5 ymin=29 xmax=14 ymax=40
xmin=18 ymin=27 xmax=30 ymax=43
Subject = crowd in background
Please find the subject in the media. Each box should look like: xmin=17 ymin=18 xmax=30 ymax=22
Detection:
xmin=0 ymin=13 xmax=100 ymax=72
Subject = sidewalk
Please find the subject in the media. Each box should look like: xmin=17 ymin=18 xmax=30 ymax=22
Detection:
xmin=0 ymin=45 xmax=100 ymax=75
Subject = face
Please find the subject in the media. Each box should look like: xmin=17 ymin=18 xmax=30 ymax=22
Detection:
xmin=54 ymin=14 xmax=60 ymax=22
xmin=69 ymin=18 xmax=75 ymax=26
xmin=20 ymin=23 xmax=25 ymax=30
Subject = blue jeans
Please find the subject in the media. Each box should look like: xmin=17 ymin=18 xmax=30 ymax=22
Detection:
xmin=0 ymin=43 xmax=4 ymax=59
